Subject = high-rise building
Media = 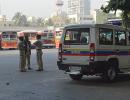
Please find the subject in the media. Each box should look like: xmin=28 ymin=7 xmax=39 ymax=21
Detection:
xmin=56 ymin=0 xmax=64 ymax=15
xmin=67 ymin=0 xmax=92 ymax=24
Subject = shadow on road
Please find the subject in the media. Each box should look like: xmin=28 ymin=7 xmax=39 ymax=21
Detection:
xmin=68 ymin=74 xmax=130 ymax=88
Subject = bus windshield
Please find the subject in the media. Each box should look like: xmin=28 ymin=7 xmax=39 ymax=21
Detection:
xmin=2 ymin=32 xmax=17 ymax=40
xmin=48 ymin=33 xmax=54 ymax=39
xmin=2 ymin=34 xmax=10 ymax=40
xmin=41 ymin=32 xmax=54 ymax=40
xmin=41 ymin=33 xmax=47 ymax=40
xmin=10 ymin=35 xmax=17 ymax=40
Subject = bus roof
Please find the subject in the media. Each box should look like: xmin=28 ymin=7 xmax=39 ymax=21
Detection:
xmin=20 ymin=30 xmax=37 ymax=33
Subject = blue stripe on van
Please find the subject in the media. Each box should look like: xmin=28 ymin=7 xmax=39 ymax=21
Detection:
xmin=63 ymin=50 xmax=130 ymax=56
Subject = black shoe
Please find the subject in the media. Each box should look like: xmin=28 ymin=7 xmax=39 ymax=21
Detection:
xmin=28 ymin=67 xmax=33 ymax=70
xmin=36 ymin=69 xmax=43 ymax=71
xmin=20 ymin=69 xmax=26 ymax=72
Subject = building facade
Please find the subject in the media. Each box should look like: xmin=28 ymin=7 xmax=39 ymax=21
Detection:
xmin=67 ymin=0 xmax=91 ymax=24
xmin=92 ymin=9 xmax=117 ymax=24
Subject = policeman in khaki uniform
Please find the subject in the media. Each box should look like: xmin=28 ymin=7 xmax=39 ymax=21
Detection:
xmin=33 ymin=35 xmax=43 ymax=71
xmin=24 ymin=34 xmax=32 ymax=70
xmin=18 ymin=36 xmax=26 ymax=72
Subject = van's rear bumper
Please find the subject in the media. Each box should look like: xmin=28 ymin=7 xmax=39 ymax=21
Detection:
xmin=57 ymin=61 xmax=108 ymax=74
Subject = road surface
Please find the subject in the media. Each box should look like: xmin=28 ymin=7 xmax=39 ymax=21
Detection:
xmin=0 ymin=49 xmax=130 ymax=100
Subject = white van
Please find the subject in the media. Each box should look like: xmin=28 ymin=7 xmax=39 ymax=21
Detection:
xmin=57 ymin=24 xmax=130 ymax=81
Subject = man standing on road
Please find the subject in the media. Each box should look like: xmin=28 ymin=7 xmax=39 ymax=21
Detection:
xmin=33 ymin=34 xmax=43 ymax=71
xmin=18 ymin=36 xmax=26 ymax=72
xmin=24 ymin=34 xmax=32 ymax=70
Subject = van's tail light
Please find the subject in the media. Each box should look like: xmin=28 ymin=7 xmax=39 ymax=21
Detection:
xmin=89 ymin=43 xmax=95 ymax=61
xmin=58 ymin=43 xmax=62 ymax=60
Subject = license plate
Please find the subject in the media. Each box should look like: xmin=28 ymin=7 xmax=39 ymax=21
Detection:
xmin=70 ymin=66 xmax=81 ymax=71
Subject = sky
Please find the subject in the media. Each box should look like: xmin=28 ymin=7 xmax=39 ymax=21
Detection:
xmin=0 ymin=0 xmax=106 ymax=19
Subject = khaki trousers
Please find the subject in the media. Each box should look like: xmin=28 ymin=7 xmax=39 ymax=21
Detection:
xmin=25 ymin=54 xmax=30 ymax=68
xmin=19 ymin=51 xmax=26 ymax=71
xmin=36 ymin=50 xmax=43 ymax=70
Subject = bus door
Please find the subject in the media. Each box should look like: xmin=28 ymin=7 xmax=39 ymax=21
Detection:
xmin=47 ymin=32 xmax=55 ymax=44
xmin=10 ymin=32 xmax=17 ymax=49
xmin=41 ymin=33 xmax=47 ymax=43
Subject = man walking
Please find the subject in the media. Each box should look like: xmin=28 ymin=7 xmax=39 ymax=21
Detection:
xmin=24 ymin=34 xmax=32 ymax=70
xmin=33 ymin=34 xmax=43 ymax=71
xmin=18 ymin=36 xmax=26 ymax=72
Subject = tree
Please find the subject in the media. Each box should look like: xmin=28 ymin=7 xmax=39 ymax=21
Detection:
xmin=36 ymin=17 xmax=44 ymax=26
xmin=101 ymin=0 xmax=130 ymax=28
xmin=12 ymin=12 xmax=22 ymax=26
xmin=12 ymin=12 xmax=28 ymax=26
xmin=19 ymin=15 xmax=28 ymax=26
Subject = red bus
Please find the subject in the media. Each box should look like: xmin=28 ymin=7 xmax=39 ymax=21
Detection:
xmin=38 ymin=30 xmax=55 ymax=48
xmin=17 ymin=30 xmax=37 ymax=48
xmin=0 ymin=31 xmax=18 ymax=49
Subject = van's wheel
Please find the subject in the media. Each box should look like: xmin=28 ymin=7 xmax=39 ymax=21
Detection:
xmin=69 ymin=74 xmax=83 ymax=80
xmin=102 ymin=66 xmax=117 ymax=82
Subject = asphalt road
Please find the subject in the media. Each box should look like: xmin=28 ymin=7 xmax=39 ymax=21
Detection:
xmin=0 ymin=49 xmax=130 ymax=100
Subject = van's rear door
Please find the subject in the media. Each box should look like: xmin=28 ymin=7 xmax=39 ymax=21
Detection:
xmin=62 ymin=28 xmax=90 ymax=65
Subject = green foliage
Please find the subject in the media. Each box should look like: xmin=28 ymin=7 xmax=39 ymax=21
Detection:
xmin=101 ymin=0 xmax=130 ymax=28
xmin=12 ymin=12 xmax=28 ymax=26
xmin=12 ymin=12 xmax=71 ymax=27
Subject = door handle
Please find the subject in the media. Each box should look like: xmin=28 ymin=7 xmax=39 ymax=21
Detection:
xmin=63 ymin=58 xmax=67 ymax=60
xmin=115 ymin=49 xmax=119 ymax=52
xmin=115 ymin=49 xmax=120 ymax=55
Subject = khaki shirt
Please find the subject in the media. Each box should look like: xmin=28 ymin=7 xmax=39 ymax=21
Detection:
xmin=33 ymin=39 xmax=42 ymax=50
xmin=24 ymin=40 xmax=31 ymax=55
xmin=18 ymin=41 xmax=25 ymax=55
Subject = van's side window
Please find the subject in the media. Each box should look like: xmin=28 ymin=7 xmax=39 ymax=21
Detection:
xmin=115 ymin=31 xmax=126 ymax=45
xmin=99 ymin=28 xmax=113 ymax=45
xmin=80 ymin=32 xmax=89 ymax=44
xmin=128 ymin=32 xmax=130 ymax=45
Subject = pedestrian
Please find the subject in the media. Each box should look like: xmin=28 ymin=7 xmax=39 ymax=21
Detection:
xmin=33 ymin=34 xmax=43 ymax=71
xmin=24 ymin=34 xmax=32 ymax=70
xmin=18 ymin=36 xmax=26 ymax=72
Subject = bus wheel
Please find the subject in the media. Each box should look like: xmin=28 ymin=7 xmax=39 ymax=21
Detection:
xmin=0 ymin=47 xmax=3 ymax=50
xmin=69 ymin=74 xmax=83 ymax=80
xmin=102 ymin=66 xmax=117 ymax=82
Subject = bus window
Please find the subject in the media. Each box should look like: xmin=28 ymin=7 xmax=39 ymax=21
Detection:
xmin=56 ymin=32 xmax=62 ymax=36
xmin=48 ymin=33 xmax=54 ymax=38
xmin=31 ymin=33 xmax=36 ymax=39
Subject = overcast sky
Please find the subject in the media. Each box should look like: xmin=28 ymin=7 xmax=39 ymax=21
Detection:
xmin=0 ymin=0 xmax=106 ymax=19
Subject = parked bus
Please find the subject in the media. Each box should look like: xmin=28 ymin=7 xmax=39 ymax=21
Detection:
xmin=38 ymin=30 xmax=55 ymax=48
xmin=17 ymin=30 xmax=37 ymax=48
xmin=54 ymin=27 xmax=63 ymax=48
xmin=0 ymin=31 xmax=18 ymax=49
